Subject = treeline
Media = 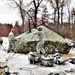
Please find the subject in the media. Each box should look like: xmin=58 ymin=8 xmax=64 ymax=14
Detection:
xmin=4 ymin=0 xmax=75 ymax=32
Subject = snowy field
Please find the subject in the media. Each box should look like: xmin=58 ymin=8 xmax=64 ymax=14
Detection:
xmin=0 ymin=37 xmax=75 ymax=75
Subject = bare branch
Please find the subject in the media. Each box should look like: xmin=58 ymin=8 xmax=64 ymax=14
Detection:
xmin=30 ymin=8 xmax=35 ymax=12
xmin=26 ymin=1 xmax=33 ymax=7
xmin=37 ymin=0 xmax=43 ymax=7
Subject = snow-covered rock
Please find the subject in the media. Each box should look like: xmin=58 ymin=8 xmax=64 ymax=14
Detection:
xmin=16 ymin=25 xmax=66 ymax=43
xmin=0 ymin=37 xmax=75 ymax=75
xmin=2 ymin=37 xmax=9 ymax=51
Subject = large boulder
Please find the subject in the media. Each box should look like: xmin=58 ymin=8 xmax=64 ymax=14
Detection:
xmin=16 ymin=25 xmax=66 ymax=43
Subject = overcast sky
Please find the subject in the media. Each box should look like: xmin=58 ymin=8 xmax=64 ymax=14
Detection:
xmin=0 ymin=0 xmax=75 ymax=25
xmin=0 ymin=1 xmax=20 ymax=25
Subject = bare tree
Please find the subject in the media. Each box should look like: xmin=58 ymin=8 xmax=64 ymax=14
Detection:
xmin=60 ymin=0 xmax=68 ymax=25
xmin=6 ymin=0 xmax=25 ymax=32
xmin=71 ymin=8 xmax=75 ymax=25
xmin=41 ymin=5 xmax=50 ymax=25
xmin=48 ymin=0 xmax=60 ymax=26
xmin=6 ymin=0 xmax=44 ymax=33
xmin=61 ymin=0 xmax=64 ymax=25
xmin=47 ymin=0 xmax=56 ymax=25
xmin=67 ymin=0 xmax=71 ymax=25
xmin=28 ymin=0 xmax=44 ymax=28
xmin=47 ymin=0 xmax=69 ymax=26
xmin=60 ymin=0 xmax=70 ymax=25
xmin=55 ymin=0 xmax=60 ymax=25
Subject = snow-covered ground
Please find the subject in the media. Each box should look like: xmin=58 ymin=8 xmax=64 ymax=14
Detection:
xmin=1 ymin=37 xmax=9 ymax=51
xmin=0 ymin=37 xmax=75 ymax=75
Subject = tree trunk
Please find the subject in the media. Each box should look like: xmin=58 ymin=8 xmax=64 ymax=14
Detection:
xmin=68 ymin=12 xmax=70 ymax=25
xmin=61 ymin=5 xmax=63 ymax=25
xmin=54 ymin=8 xmax=56 ymax=25
xmin=34 ymin=9 xmax=37 ymax=29
xmin=57 ymin=5 xmax=60 ymax=25
xmin=28 ymin=19 xmax=31 ymax=33
xmin=56 ymin=1 xmax=60 ymax=27
xmin=20 ymin=7 xmax=25 ymax=32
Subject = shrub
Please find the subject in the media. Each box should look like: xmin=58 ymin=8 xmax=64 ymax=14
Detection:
xmin=15 ymin=41 xmax=71 ymax=54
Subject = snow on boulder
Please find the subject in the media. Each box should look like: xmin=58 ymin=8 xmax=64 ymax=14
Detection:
xmin=16 ymin=25 xmax=66 ymax=43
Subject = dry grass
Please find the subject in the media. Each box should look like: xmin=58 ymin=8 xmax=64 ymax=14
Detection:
xmin=63 ymin=54 xmax=75 ymax=58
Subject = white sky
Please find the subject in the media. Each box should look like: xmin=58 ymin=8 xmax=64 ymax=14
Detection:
xmin=0 ymin=1 xmax=20 ymax=25
xmin=0 ymin=0 xmax=75 ymax=25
